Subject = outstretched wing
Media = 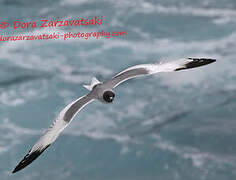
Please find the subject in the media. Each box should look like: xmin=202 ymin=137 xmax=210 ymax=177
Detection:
xmin=12 ymin=94 xmax=95 ymax=173
xmin=104 ymin=58 xmax=216 ymax=88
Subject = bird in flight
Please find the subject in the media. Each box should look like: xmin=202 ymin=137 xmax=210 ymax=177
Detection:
xmin=12 ymin=58 xmax=216 ymax=173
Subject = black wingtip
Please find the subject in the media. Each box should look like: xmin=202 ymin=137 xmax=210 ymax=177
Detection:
xmin=175 ymin=58 xmax=216 ymax=71
xmin=12 ymin=145 xmax=50 ymax=174
xmin=12 ymin=167 xmax=19 ymax=174
xmin=188 ymin=58 xmax=216 ymax=64
xmin=12 ymin=150 xmax=41 ymax=174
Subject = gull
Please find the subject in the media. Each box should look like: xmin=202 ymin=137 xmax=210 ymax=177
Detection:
xmin=12 ymin=58 xmax=216 ymax=173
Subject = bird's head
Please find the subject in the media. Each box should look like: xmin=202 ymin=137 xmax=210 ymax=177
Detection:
xmin=103 ymin=90 xmax=115 ymax=103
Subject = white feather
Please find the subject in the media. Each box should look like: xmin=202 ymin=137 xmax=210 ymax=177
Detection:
xmin=83 ymin=77 xmax=101 ymax=91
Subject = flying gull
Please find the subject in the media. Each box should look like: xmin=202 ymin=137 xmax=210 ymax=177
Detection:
xmin=12 ymin=58 xmax=216 ymax=173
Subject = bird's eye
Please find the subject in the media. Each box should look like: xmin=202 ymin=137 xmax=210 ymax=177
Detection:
xmin=103 ymin=91 xmax=115 ymax=103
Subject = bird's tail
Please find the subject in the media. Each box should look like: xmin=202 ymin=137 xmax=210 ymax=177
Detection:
xmin=83 ymin=77 xmax=101 ymax=91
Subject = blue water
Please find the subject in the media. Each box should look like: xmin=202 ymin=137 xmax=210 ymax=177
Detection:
xmin=0 ymin=0 xmax=236 ymax=179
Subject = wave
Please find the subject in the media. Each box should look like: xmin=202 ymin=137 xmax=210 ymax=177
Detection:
xmin=0 ymin=74 xmax=52 ymax=87
xmin=134 ymin=111 xmax=190 ymax=136
xmin=59 ymin=0 xmax=236 ymax=24
xmin=152 ymin=135 xmax=236 ymax=169
xmin=0 ymin=119 xmax=40 ymax=154
xmin=136 ymin=2 xmax=236 ymax=19
xmin=0 ymin=79 xmax=48 ymax=106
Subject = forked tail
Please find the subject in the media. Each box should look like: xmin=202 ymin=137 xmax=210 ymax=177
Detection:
xmin=83 ymin=77 xmax=101 ymax=91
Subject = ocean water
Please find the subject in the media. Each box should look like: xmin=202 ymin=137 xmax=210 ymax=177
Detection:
xmin=0 ymin=0 xmax=236 ymax=179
